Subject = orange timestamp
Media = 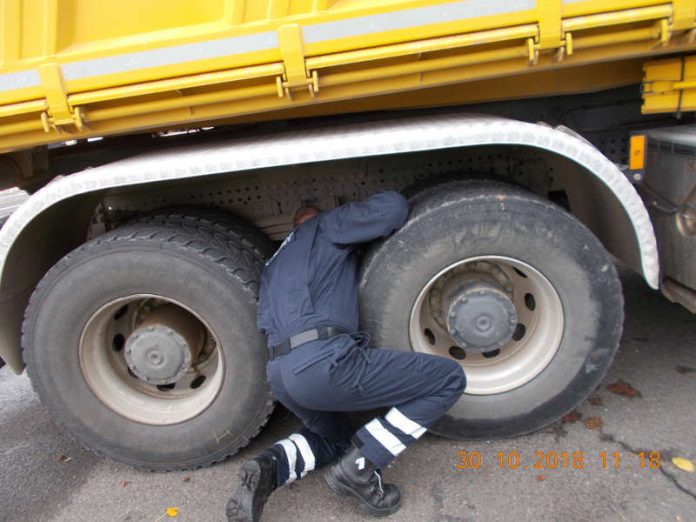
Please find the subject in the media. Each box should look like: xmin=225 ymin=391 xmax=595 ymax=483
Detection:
xmin=455 ymin=450 xmax=662 ymax=471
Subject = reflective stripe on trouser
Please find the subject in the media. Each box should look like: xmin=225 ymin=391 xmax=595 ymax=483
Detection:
xmin=353 ymin=407 xmax=427 ymax=468
xmin=272 ymin=427 xmax=350 ymax=487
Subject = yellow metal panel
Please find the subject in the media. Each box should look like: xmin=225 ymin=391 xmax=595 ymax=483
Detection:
xmin=60 ymin=0 xmax=226 ymax=49
xmin=642 ymin=56 xmax=696 ymax=113
xmin=1 ymin=0 xmax=696 ymax=152
xmin=19 ymin=0 xmax=45 ymax=59
xmin=671 ymin=0 xmax=696 ymax=30
xmin=0 ymin=0 xmax=21 ymax=64
xmin=41 ymin=0 xmax=58 ymax=55
xmin=563 ymin=0 xmax=671 ymax=17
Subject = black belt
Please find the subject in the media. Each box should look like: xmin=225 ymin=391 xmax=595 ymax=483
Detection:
xmin=269 ymin=326 xmax=345 ymax=360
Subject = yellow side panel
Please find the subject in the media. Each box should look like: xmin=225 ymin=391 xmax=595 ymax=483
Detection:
xmin=1 ymin=0 xmax=696 ymax=153
xmin=58 ymin=0 xmax=226 ymax=51
xmin=643 ymin=56 xmax=696 ymax=114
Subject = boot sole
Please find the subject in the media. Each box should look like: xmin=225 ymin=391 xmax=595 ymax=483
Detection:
xmin=226 ymin=460 xmax=264 ymax=522
xmin=324 ymin=470 xmax=401 ymax=517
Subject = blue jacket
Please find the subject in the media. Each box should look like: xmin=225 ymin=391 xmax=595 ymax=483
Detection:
xmin=258 ymin=191 xmax=409 ymax=348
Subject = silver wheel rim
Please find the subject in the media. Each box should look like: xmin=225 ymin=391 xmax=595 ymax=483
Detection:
xmin=409 ymin=256 xmax=564 ymax=395
xmin=79 ymin=295 xmax=224 ymax=425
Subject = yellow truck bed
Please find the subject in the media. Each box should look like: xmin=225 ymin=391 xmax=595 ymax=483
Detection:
xmin=1 ymin=0 xmax=696 ymax=154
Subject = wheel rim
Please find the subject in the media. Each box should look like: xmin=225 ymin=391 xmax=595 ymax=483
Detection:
xmin=409 ymin=256 xmax=564 ymax=395
xmin=79 ymin=295 xmax=224 ymax=425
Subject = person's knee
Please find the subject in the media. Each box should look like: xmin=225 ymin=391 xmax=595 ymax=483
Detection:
xmin=442 ymin=360 xmax=466 ymax=402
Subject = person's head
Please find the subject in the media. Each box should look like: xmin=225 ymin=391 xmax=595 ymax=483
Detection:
xmin=293 ymin=203 xmax=321 ymax=227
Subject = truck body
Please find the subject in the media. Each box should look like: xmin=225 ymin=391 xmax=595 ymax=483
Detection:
xmin=1 ymin=0 xmax=696 ymax=470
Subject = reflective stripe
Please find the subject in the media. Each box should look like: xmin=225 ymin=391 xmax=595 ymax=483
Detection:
xmin=385 ymin=408 xmax=427 ymax=439
xmin=62 ymin=31 xmax=279 ymax=81
xmin=365 ymin=419 xmax=406 ymax=456
xmin=265 ymin=230 xmax=294 ymax=266
xmin=5 ymin=0 xmax=536 ymax=85
xmin=277 ymin=439 xmax=298 ymax=482
xmin=289 ymin=434 xmax=316 ymax=477
xmin=0 ymin=70 xmax=41 ymax=92
xmin=303 ymin=0 xmax=536 ymax=44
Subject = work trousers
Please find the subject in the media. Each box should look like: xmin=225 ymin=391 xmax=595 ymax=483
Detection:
xmin=265 ymin=333 xmax=466 ymax=487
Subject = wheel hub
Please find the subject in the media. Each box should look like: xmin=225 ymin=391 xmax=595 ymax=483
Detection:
xmin=125 ymin=304 xmax=204 ymax=385
xmin=446 ymin=281 xmax=517 ymax=352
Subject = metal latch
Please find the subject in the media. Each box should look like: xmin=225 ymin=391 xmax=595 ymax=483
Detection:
xmin=38 ymin=63 xmax=84 ymax=132
xmin=276 ymin=24 xmax=318 ymax=99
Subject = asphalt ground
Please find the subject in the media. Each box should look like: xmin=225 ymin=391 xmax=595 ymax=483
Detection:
xmin=1 ymin=269 xmax=696 ymax=522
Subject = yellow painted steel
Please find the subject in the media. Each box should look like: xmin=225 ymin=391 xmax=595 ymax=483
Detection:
xmin=0 ymin=0 xmax=695 ymax=153
xmin=643 ymin=55 xmax=696 ymax=113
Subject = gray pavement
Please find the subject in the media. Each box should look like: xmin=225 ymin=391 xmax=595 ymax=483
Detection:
xmin=1 ymin=270 xmax=696 ymax=522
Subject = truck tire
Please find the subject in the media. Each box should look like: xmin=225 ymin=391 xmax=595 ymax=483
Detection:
xmin=23 ymin=225 xmax=274 ymax=470
xmin=360 ymin=180 xmax=623 ymax=439
xmin=129 ymin=206 xmax=274 ymax=261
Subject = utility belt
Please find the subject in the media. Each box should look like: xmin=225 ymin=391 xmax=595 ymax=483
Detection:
xmin=269 ymin=326 xmax=346 ymax=360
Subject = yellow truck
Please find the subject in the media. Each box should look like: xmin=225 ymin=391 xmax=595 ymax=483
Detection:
xmin=1 ymin=0 xmax=696 ymax=470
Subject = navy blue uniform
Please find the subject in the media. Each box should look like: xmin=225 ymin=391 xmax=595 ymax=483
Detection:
xmin=258 ymin=192 xmax=465 ymax=486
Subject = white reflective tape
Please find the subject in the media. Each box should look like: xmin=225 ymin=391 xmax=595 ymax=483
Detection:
xmin=356 ymin=456 xmax=366 ymax=470
xmin=62 ymin=31 xmax=279 ymax=81
xmin=385 ymin=408 xmax=427 ymax=439
xmin=303 ymin=0 xmax=536 ymax=44
xmin=364 ymin=419 xmax=406 ymax=457
xmin=289 ymin=434 xmax=316 ymax=477
xmin=0 ymin=70 xmax=41 ymax=92
xmin=277 ymin=439 xmax=298 ymax=482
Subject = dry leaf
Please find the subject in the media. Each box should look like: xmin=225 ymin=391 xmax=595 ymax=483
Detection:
xmin=166 ymin=507 xmax=179 ymax=518
xmin=182 ymin=476 xmax=190 ymax=483
xmin=607 ymin=379 xmax=641 ymax=398
xmin=671 ymin=457 xmax=695 ymax=473
xmin=588 ymin=396 xmax=602 ymax=406
xmin=562 ymin=410 xmax=582 ymax=423
xmin=536 ymin=474 xmax=546 ymax=481
xmin=121 ymin=480 xmax=129 ymax=488
xmin=584 ymin=416 xmax=603 ymax=430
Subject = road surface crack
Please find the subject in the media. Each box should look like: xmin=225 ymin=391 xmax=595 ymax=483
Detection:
xmin=600 ymin=430 xmax=696 ymax=503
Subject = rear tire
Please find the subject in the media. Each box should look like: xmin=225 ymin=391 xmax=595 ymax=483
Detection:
xmin=23 ymin=224 xmax=273 ymax=470
xmin=360 ymin=180 xmax=623 ymax=438
xmin=128 ymin=206 xmax=274 ymax=261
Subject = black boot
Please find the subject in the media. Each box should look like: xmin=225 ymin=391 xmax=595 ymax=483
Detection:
xmin=226 ymin=450 xmax=278 ymax=522
xmin=324 ymin=443 xmax=401 ymax=517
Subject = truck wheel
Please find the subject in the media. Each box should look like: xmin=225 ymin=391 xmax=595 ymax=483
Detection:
xmin=360 ymin=180 xmax=623 ymax=438
xmin=23 ymin=225 xmax=273 ymax=470
xmin=128 ymin=206 xmax=275 ymax=261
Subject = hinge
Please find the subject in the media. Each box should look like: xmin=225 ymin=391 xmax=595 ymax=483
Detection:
xmin=38 ymin=63 xmax=84 ymax=132
xmin=276 ymin=24 xmax=318 ymax=99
